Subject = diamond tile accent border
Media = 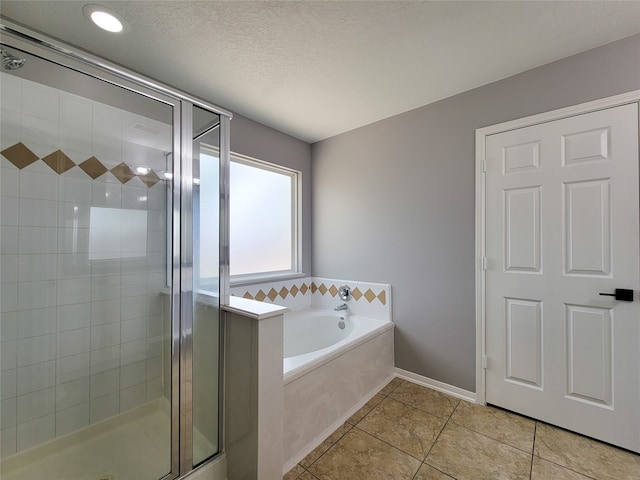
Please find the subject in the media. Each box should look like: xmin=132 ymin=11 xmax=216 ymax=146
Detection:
xmin=42 ymin=150 xmax=75 ymax=174
xmin=236 ymin=281 xmax=387 ymax=306
xmin=1 ymin=142 xmax=39 ymax=169
xmin=1 ymin=142 xmax=166 ymax=188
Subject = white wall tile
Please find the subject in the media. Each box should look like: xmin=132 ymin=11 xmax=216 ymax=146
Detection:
xmin=18 ymin=227 xmax=58 ymax=254
xmin=120 ymin=339 xmax=145 ymax=366
xmin=122 ymin=185 xmax=148 ymax=210
xmin=90 ymin=345 xmax=120 ymax=374
xmin=146 ymin=209 xmax=165 ymax=231
xmin=121 ymin=317 xmax=146 ymax=343
xmin=57 ymin=277 xmax=91 ymax=306
xmin=92 ymin=181 xmax=122 ymax=208
xmin=57 ymin=253 xmax=91 ymax=279
xmin=18 ymin=254 xmax=57 ymax=282
xmin=121 ymin=296 xmax=147 ymax=320
xmin=57 ymin=303 xmax=90 ymax=332
xmin=16 ymin=386 xmax=55 ymax=423
xmin=60 ymin=92 xmax=92 ymax=128
xmin=1 ymin=340 xmax=17 ymax=370
xmin=91 ymin=275 xmax=121 ymax=302
xmin=146 ymin=336 xmax=162 ymax=358
xmin=146 ymin=251 xmax=165 ymax=274
xmin=21 ymin=80 xmax=59 ymax=122
xmin=1 ymin=196 xmax=18 ymax=226
xmin=18 ymin=280 xmax=57 ymax=310
xmin=17 ymin=334 xmax=56 ymax=367
xmin=145 ymin=356 xmax=162 ymax=380
xmin=1 ymin=165 xmax=19 ymax=197
xmin=91 ymin=322 xmax=120 ymax=350
xmin=91 ymin=258 xmax=121 ymax=276
xmin=1 ymin=112 xmax=21 ymax=149
xmin=58 ymin=202 xmax=90 ymax=229
xmin=19 ymin=169 xmax=58 ymax=201
xmin=1 ymin=283 xmax=17 ymax=312
xmin=18 ymin=307 xmax=57 ymax=338
xmin=1 ymin=254 xmax=18 ymax=283
xmin=21 ymin=114 xmax=58 ymax=149
xmin=55 ymin=376 xmax=89 ymax=411
xmin=91 ymin=299 xmax=120 ymax=325
xmin=89 ymin=391 xmax=118 ymax=424
xmin=147 ymin=294 xmax=163 ymax=316
xmin=90 ymin=369 xmax=119 ymax=399
xmin=122 ymin=256 xmax=147 ymax=275
xmin=1 ymin=426 xmax=16 ymax=458
xmin=1 ymin=369 xmax=16 ymax=400
xmin=1 ymin=397 xmax=16 ymax=428
xmin=57 ymin=328 xmax=90 ymax=358
xmin=121 ymin=273 xmax=147 ymax=297
xmin=56 ymin=352 xmax=90 ymax=384
xmin=17 ymin=361 xmax=55 ymax=395
xmin=59 ymin=123 xmax=92 ymax=157
xmin=18 ymin=198 xmax=58 ymax=227
xmin=58 ymin=176 xmax=91 ymax=204
xmin=1 ymin=225 xmax=19 ymax=254
xmin=58 ymin=228 xmax=90 ymax=254
xmin=55 ymin=401 xmax=89 ymax=437
xmin=147 ymin=314 xmax=163 ymax=338
xmin=1 ymin=72 xmax=21 ymax=113
xmin=1 ymin=311 xmax=17 ymax=341
xmin=120 ymin=360 xmax=145 ymax=389
xmin=16 ymin=412 xmax=55 ymax=451
xmin=120 ymin=382 xmax=146 ymax=412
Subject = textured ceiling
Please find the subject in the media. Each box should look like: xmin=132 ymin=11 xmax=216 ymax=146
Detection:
xmin=2 ymin=1 xmax=640 ymax=143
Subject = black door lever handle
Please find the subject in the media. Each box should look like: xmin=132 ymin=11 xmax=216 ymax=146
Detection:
xmin=599 ymin=289 xmax=634 ymax=302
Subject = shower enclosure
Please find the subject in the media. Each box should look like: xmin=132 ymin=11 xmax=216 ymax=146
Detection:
xmin=0 ymin=21 xmax=229 ymax=480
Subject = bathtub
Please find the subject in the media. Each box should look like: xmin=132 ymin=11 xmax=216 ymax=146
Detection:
xmin=282 ymin=308 xmax=394 ymax=471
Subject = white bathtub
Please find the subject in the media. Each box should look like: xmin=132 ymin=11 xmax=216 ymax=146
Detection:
xmin=283 ymin=309 xmax=392 ymax=383
xmin=282 ymin=308 xmax=394 ymax=471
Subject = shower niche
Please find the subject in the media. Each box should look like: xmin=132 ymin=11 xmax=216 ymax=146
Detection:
xmin=0 ymin=26 xmax=229 ymax=480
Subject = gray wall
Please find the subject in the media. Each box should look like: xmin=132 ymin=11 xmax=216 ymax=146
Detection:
xmin=311 ymin=33 xmax=640 ymax=392
xmin=230 ymin=113 xmax=312 ymax=276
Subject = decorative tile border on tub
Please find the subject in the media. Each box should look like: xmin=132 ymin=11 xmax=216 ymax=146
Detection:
xmin=310 ymin=278 xmax=392 ymax=322
xmin=230 ymin=278 xmax=313 ymax=311
xmin=310 ymin=281 xmax=386 ymax=305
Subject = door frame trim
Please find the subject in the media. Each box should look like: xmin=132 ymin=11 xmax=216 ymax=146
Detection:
xmin=474 ymin=89 xmax=640 ymax=404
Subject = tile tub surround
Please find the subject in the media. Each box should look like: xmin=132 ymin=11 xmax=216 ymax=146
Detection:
xmin=283 ymin=326 xmax=394 ymax=472
xmin=231 ymin=276 xmax=391 ymax=321
xmin=284 ymin=378 xmax=640 ymax=480
xmin=0 ymin=72 xmax=170 ymax=457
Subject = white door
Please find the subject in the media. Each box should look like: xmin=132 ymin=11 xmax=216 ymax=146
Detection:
xmin=484 ymin=102 xmax=640 ymax=452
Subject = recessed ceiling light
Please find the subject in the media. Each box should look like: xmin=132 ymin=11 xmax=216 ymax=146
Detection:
xmin=83 ymin=4 xmax=128 ymax=33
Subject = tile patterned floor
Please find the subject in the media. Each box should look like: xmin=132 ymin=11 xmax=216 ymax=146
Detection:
xmin=284 ymin=378 xmax=640 ymax=480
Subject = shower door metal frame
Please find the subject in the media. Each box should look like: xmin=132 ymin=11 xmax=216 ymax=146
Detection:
xmin=0 ymin=19 xmax=231 ymax=480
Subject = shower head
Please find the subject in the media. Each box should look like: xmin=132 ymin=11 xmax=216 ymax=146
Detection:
xmin=1 ymin=46 xmax=26 ymax=70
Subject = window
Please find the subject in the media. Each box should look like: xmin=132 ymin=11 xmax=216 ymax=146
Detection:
xmin=198 ymin=149 xmax=300 ymax=282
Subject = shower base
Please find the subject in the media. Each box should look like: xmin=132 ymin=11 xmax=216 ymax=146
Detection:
xmin=1 ymin=399 xmax=172 ymax=480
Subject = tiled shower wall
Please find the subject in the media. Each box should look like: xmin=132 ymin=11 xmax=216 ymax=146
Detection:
xmin=0 ymin=73 xmax=169 ymax=457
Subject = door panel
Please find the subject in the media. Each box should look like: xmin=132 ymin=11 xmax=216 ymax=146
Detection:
xmin=485 ymin=102 xmax=640 ymax=452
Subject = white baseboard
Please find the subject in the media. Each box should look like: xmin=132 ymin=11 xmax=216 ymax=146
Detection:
xmin=394 ymin=368 xmax=477 ymax=403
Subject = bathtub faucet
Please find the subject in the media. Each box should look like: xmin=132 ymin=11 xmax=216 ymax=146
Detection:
xmin=334 ymin=303 xmax=348 ymax=311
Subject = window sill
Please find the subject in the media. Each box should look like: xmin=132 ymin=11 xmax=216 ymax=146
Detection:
xmin=230 ymin=271 xmax=308 ymax=288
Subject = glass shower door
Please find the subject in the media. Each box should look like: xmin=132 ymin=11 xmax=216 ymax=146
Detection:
xmin=0 ymin=43 xmax=174 ymax=480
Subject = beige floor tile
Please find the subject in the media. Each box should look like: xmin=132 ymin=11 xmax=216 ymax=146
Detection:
xmin=299 ymin=423 xmax=352 ymax=468
xmin=378 ymin=377 xmax=403 ymax=396
xmin=298 ymin=471 xmax=320 ymax=480
xmin=389 ymin=382 xmax=459 ymax=418
xmin=531 ymin=456 xmax=593 ymax=480
xmin=357 ymin=397 xmax=446 ymax=460
xmin=450 ymin=401 xmax=535 ymax=452
xmin=414 ymin=463 xmax=455 ymax=479
xmin=309 ymin=428 xmax=421 ymax=480
xmin=284 ymin=464 xmax=306 ymax=480
xmin=346 ymin=394 xmax=385 ymax=425
xmin=534 ymin=423 xmax=640 ymax=480
xmin=426 ymin=423 xmax=532 ymax=480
